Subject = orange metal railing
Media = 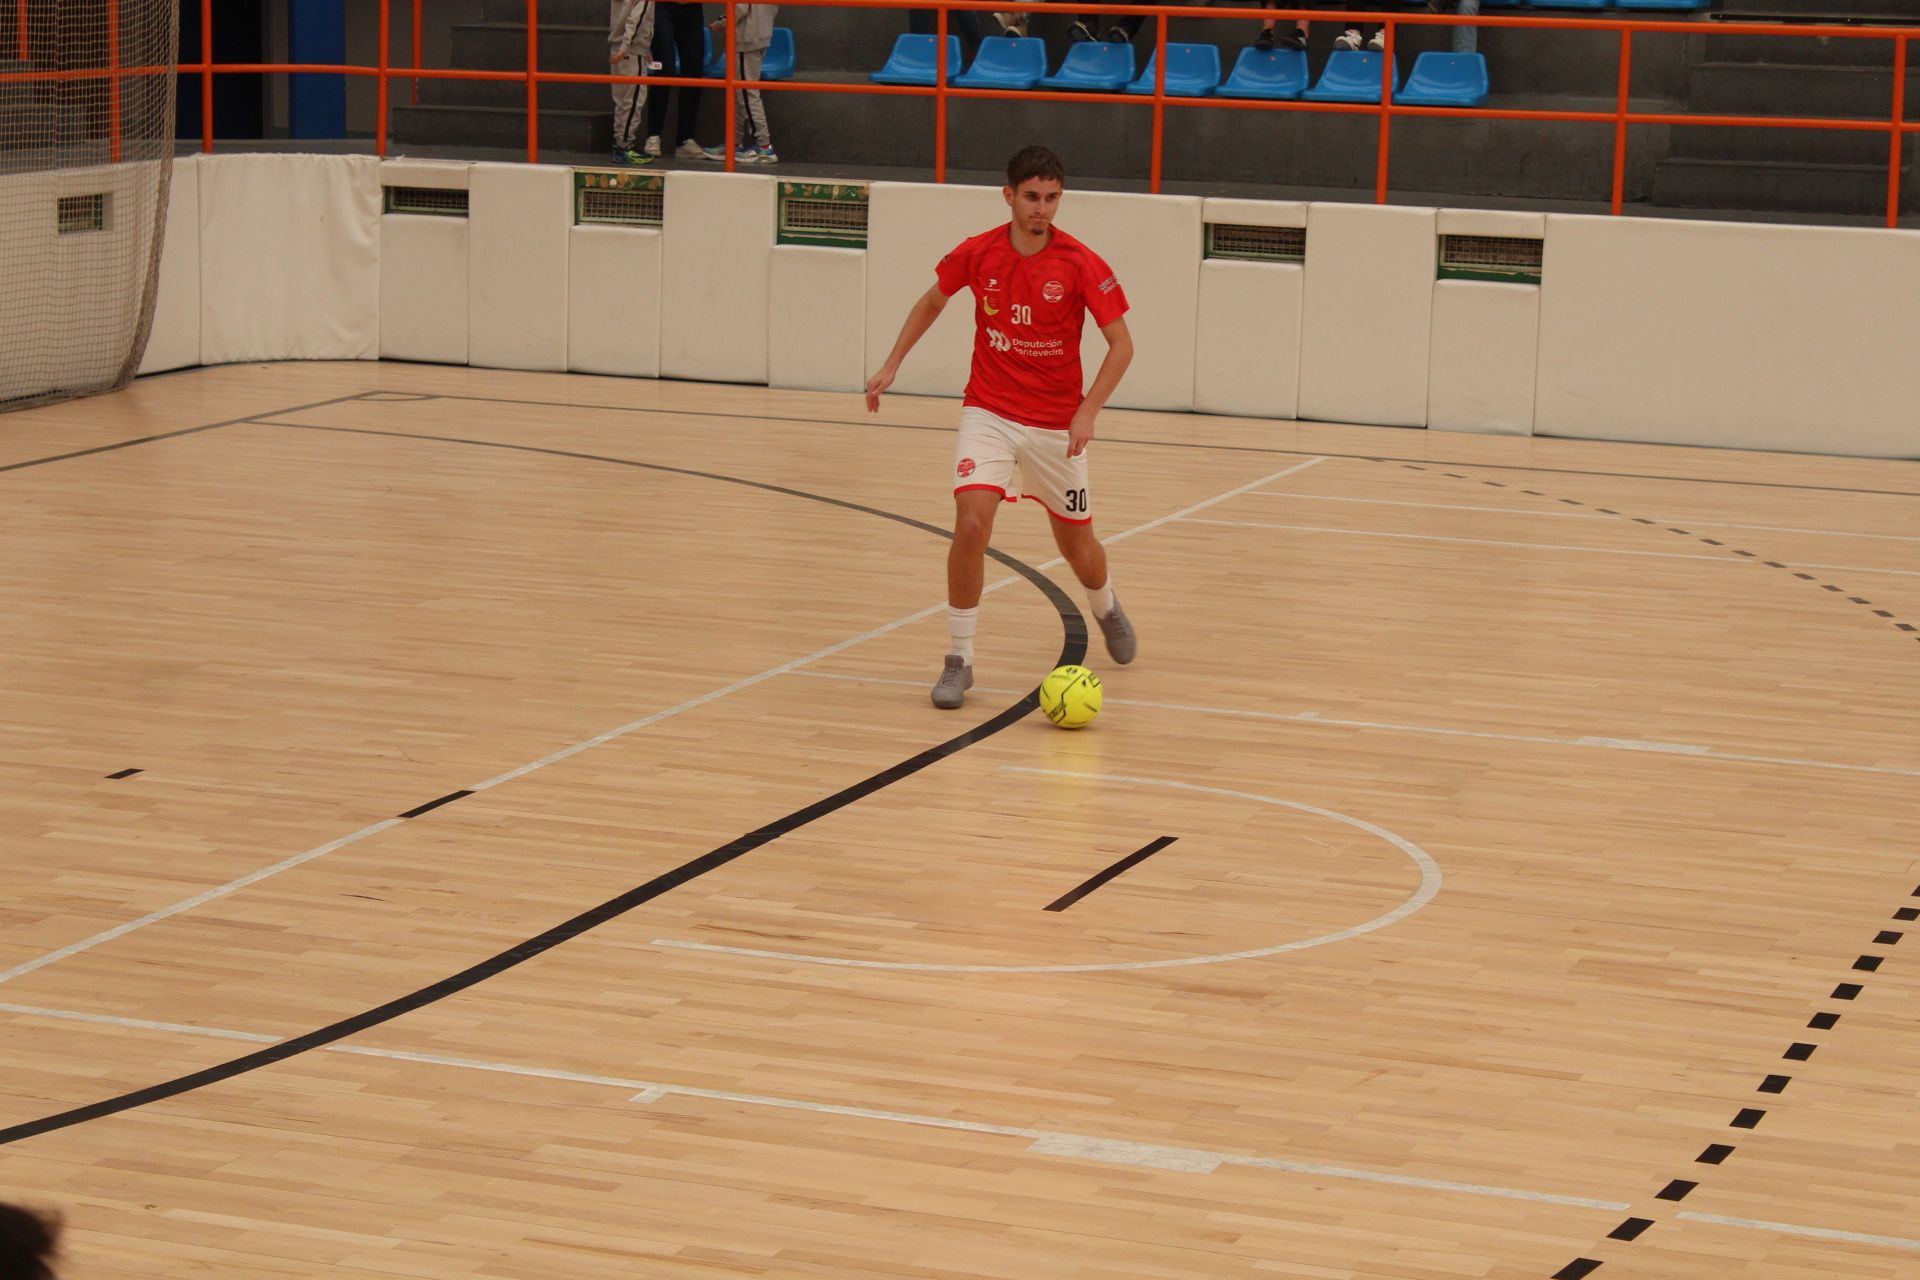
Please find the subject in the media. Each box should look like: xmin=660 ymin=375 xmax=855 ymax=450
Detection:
xmin=1 ymin=0 xmax=1912 ymax=226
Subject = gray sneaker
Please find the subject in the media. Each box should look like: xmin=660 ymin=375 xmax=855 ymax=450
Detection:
xmin=1096 ymin=596 xmax=1137 ymax=665
xmin=931 ymin=654 xmax=974 ymax=709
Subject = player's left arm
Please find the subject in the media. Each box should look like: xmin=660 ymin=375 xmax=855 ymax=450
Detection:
xmin=1066 ymin=316 xmax=1133 ymax=459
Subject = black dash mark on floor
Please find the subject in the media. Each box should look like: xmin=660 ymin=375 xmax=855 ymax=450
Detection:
xmin=1874 ymin=609 xmax=1895 ymax=617
xmin=1784 ymin=1043 xmax=1816 ymax=1061
xmin=104 ymin=768 xmax=143 ymax=780
xmin=1853 ymin=955 xmax=1883 ymax=972
xmin=1895 ymin=908 xmax=1919 ymax=922
xmin=1045 ymin=836 xmax=1179 ymax=912
xmin=1810 ymin=1012 xmax=1840 ymax=1029
xmin=1765 ymin=561 xmax=1786 ymax=568
xmin=1523 ymin=489 xmax=1544 ymax=497
xmin=1874 ymin=930 xmax=1902 ymax=945
xmin=1666 ymin=527 xmax=1689 ymax=534
xmin=1758 ymin=1074 xmax=1790 ymax=1094
xmin=1732 ymin=549 xmax=1755 ymax=556
xmin=0 ymin=430 xmax=1088 ymax=1149
xmin=1607 ymin=1219 xmax=1653 ymax=1241
xmin=1899 ymin=624 xmax=1917 ymax=632
xmin=1701 ymin=538 xmax=1722 ymax=546
xmin=1553 ymin=1259 xmax=1603 ymax=1280
xmin=1848 ymin=597 xmax=1869 ymax=604
xmin=1732 ymin=1108 xmax=1766 ymax=1128
xmin=1443 ymin=472 xmax=1466 ymax=479
xmin=1656 ymin=1180 xmax=1696 ymax=1201
xmin=1833 ymin=982 xmax=1863 ymax=999
xmin=1696 ymin=1144 xmax=1735 ymax=1164
xmin=400 ymin=790 xmax=474 ymax=819
xmin=1596 ymin=508 xmax=1617 ymax=515
xmin=1822 ymin=584 xmax=1843 ymax=592
xmin=1793 ymin=572 xmax=1816 ymax=580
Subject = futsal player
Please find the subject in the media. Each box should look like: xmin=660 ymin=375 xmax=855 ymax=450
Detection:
xmin=865 ymin=144 xmax=1137 ymax=710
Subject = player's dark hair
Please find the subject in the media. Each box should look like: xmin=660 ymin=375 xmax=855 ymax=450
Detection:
xmin=0 ymin=1203 xmax=61 ymax=1280
xmin=1006 ymin=145 xmax=1066 ymax=189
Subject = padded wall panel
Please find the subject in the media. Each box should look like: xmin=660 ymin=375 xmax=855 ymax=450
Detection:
xmin=1298 ymin=202 xmax=1435 ymax=428
xmin=1194 ymin=259 xmax=1302 ymax=419
xmin=661 ymin=171 xmax=775 ymax=383
xmin=468 ymin=163 xmax=570 ymax=371
xmin=769 ymin=245 xmax=866 ymax=393
xmin=198 ymin=153 xmax=380 ymax=364
xmin=865 ymin=181 xmax=1007 ymax=398
xmin=1436 ymin=208 xmax=1545 ymax=239
xmin=382 ymin=216 xmax=470 ymax=365
xmin=140 ymin=155 xmax=202 ymax=375
xmin=1428 ymin=280 xmax=1537 ymax=436
xmin=568 ymin=225 xmax=663 ymax=378
xmin=1537 ymin=215 xmax=1920 ymax=457
xmin=1057 ymin=190 xmax=1202 ymax=411
xmin=1202 ymin=197 xmax=1308 ymax=229
xmin=381 ymin=157 xmax=471 ymax=191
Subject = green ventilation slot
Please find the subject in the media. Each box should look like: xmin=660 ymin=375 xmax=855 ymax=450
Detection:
xmin=778 ymin=181 xmax=868 ymax=249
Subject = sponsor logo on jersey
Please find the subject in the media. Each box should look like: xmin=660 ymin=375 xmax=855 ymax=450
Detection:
xmin=956 ymin=457 xmax=976 ymax=478
xmin=984 ymin=276 xmax=1001 ymax=291
xmin=1042 ymin=279 xmax=1065 ymax=304
xmin=982 ymin=296 xmax=1000 ymax=316
xmin=1097 ymin=274 xmax=1119 ymax=294
xmin=985 ymin=327 xmax=1011 ymax=352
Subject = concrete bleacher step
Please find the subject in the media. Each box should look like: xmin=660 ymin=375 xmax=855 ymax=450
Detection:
xmin=481 ymin=0 xmax=606 ymax=24
xmin=1687 ymin=59 xmax=1920 ymax=118
xmin=389 ymin=102 xmax=614 ymax=153
xmin=417 ymin=22 xmax=622 ymax=112
xmin=1651 ymin=155 xmax=1914 ymax=213
xmin=1672 ymin=121 xmax=1901 ymax=164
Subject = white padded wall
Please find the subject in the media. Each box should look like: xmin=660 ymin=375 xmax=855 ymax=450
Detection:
xmin=568 ymin=225 xmax=663 ymax=378
xmin=864 ymin=181 xmax=1006 ymax=398
xmin=198 ymin=153 xmax=380 ymax=364
xmin=769 ymin=245 xmax=866 ymax=392
xmin=1194 ymin=195 xmax=1308 ymax=419
xmin=1298 ymin=202 xmax=1435 ymax=428
xmin=1054 ymin=190 xmax=1201 ymax=411
xmin=140 ymin=155 xmax=202 ymax=375
xmin=469 ymin=163 xmax=570 ymax=371
xmin=381 ymin=159 xmax=470 ymax=366
xmin=1428 ymin=282 xmax=1537 ymax=435
xmin=660 ymin=171 xmax=775 ymax=383
xmin=1537 ymin=215 xmax=1920 ymax=457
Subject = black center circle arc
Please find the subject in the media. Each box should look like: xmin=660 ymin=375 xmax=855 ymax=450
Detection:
xmin=0 ymin=419 xmax=1089 ymax=1147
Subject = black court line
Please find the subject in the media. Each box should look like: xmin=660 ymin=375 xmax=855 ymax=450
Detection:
xmin=345 ymin=386 xmax=1920 ymax=499
xmin=0 ymin=420 xmax=1087 ymax=1148
xmin=0 ymin=393 xmax=372 ymax=475
xmin=1043 ymin=836 xmax=1178 ymax=912
xmin=103 ymin=768 xmax=143 ymax=780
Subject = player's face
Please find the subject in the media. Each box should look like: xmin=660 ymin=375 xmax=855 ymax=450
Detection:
xmin=1004 ymin=177 xmax=1064 ymax=237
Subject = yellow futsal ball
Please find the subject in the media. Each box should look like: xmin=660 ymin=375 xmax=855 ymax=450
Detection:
xmin=1038 ymin=664 xmax=1102 ymax=729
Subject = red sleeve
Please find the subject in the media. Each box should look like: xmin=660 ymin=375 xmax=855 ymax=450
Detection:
xmin=934 ymin=237 xmax=973 ymax=297
xmin=1082 ymin=249 xmax=1128 ymax=327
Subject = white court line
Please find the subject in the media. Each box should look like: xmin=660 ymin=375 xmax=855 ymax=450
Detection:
xmin=652 ymin=770 xmax=1442 ymax=973
xmin=1677 ymin=1212 xmax=1920 ymax=1253
xmin=0 ymin=820 xmax=405 ymax=986
xmin=0 ymin=1000 xmax=1621 ymax=1213
xmin=1190 ymin=518 xmax=1920 ymax=577
xmin=1248 ymin=492 xmax=1920 ymax=543
xmin=2 ymin=457 xmax=1328 ymax=985
xmin=790 ymin=671 xmax=1920 ymax=780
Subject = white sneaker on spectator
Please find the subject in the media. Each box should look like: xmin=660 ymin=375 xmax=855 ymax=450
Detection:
xmin=642 ymin=134 xmax=661 ymax=156
xmin=1334 ymin=28 xmax=1363 ymax=50
xmin=674 ymin=138 xmax=704 ymax=159
xmin=1368 ymin=29 xmax=1386 ymax=50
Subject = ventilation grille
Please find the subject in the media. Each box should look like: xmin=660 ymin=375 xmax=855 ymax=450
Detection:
xmin=57 ymin=194 xmax=106 ymax=234
xmin=1205 ymin=223 xmax=1304 ymax=263
xmin=384 ymin=186 xmax=470 ymax=217
xmin=778 ymin=182 xmax=869 ymax=248
xmin=1439 ymin=234 xmax=1543 ymax=283
xmin=574 ymin=170 xmax=664 ymax=225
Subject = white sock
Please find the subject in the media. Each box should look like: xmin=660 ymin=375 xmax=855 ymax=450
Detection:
xmin=1087 ymin=578 xmax=1114 ymax=620
xmin=948 ymin=605 xmax=979 ymax=662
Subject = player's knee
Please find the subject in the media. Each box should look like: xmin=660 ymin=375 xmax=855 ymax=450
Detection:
xmin=953 ymin=510 xmax=994 ymax=550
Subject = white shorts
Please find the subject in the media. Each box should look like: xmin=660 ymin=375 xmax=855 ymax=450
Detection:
xmin=952 ymin=405 xmax=1092 ymax=525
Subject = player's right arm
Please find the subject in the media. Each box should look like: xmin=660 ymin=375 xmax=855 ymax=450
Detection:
xmin=865 ymin=283 xmax=952 ymax=413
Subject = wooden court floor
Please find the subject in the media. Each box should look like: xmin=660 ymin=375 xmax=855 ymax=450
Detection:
xmin=1 ymin=362 xmax=1917 ymax=1280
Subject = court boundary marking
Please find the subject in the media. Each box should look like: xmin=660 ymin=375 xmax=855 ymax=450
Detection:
xmin=651 ymin=770 xmax=1443 ymax=973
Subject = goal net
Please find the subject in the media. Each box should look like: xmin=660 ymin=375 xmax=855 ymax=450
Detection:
xmin=1 ymin=0 xmax=178 ymax=411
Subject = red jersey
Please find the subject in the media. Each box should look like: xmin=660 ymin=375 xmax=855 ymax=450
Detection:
xmin=934 ymin=224 xmax=1129 ymax=431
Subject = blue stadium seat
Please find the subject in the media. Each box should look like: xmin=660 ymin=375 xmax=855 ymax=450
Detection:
xmin=705 ymin=26 xmax=798 ymax=78
xmin=1395 ymin=51 xmax=1488 ymax=106
xmin=953 ymin=36 xmax=1047 ymax=89
xmin=1302 ymin=50 xmax=1399 ymax=103
xmin=870 ymin=33 xmax=966 ymax=85
xmin=1527 ymin=0 xmax=1607 ymax=8
xmin=1123 ymin=44 xmax=1223 ymax=97
xmin=1038 ymin=39 xmax=1136 ymax=91
xmin=1219 ymin=47 xmax=1309 ymax=99
xmin=764 ymin=27 xmax=796 ymax=79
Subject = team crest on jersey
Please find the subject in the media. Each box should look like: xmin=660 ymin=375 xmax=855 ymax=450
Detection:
xmin=1042 ymin=279 xmax=1065 ymax=303
xmin=983 ymin=296 xmax=1000 ymax=316
xmin=956 ymin=457 xmax=976 ymax=478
